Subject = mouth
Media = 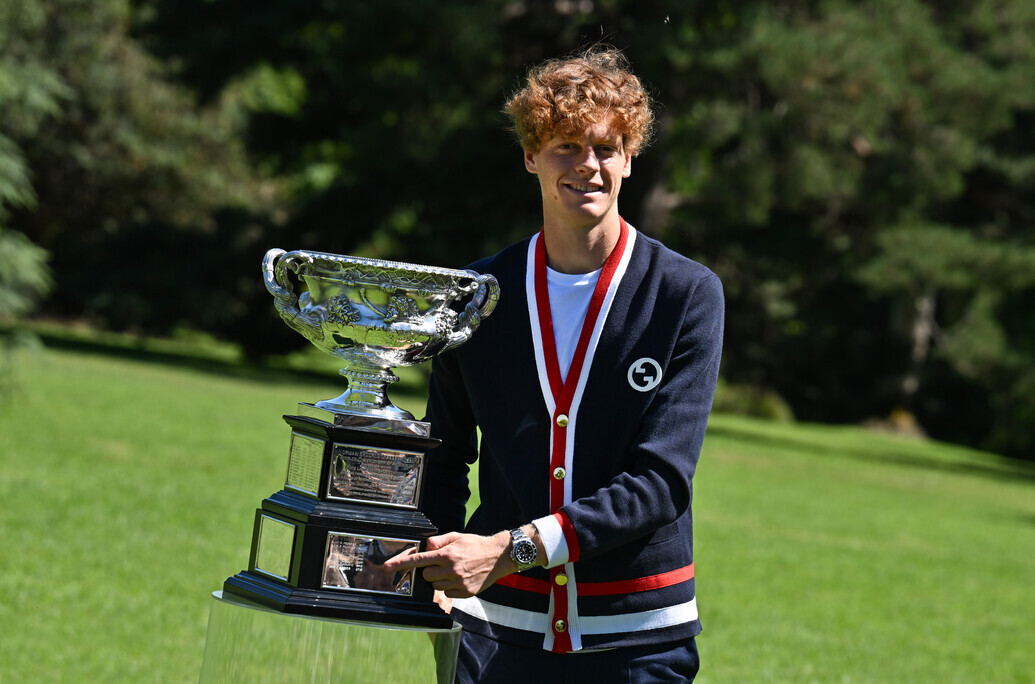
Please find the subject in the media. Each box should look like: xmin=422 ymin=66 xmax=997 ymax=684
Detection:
xmin=565 ymin=182 xmax=605 ymax=195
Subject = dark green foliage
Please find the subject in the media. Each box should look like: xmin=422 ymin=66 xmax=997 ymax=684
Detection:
xmin=6 ymin=0 xmax=289 ymax=356
xmin=614 ymin=0 xmax=1035 ymax=456
xmin=0 ymin=0 xmax=60 ymax=393
xmin=4 ymin=0 xmax=1034 ymax=456
xmin=135 ymin=0 xmax=530 ymax=267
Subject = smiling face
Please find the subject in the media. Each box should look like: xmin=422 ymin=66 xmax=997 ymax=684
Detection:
xmin=524 ymin=119 xmax=632 ymax=234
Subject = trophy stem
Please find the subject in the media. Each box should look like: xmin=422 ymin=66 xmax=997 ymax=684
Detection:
xmin=314 ymin=365 xmax=416 ymax=422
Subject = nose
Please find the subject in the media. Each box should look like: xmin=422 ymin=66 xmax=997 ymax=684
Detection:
xmin=574 ymin=147 xmax=600 ymax=173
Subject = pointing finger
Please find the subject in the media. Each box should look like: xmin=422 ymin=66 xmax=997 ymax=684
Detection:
xmin=381 ymin=546 xmax=421 ymax=571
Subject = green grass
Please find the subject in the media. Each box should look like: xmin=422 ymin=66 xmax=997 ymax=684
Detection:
xmin=696 ymin=416 xmax=1035 ymax=682
xmin=1 ymin=344 xmax=1033 ymax=682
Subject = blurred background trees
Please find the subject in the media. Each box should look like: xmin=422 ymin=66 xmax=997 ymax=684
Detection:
xmin=1 ymin=0 xmax=58 ymax=393
xmin=2 ymin=0 xmax=1032 ymax=458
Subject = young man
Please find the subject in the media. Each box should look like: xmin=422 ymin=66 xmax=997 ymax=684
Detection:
xmin=384 ymin=47 xmax=724 ymax=682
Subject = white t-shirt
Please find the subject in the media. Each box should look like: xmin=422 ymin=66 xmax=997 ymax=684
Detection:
xmin=546 ymin=266 xmax=602 ymax=382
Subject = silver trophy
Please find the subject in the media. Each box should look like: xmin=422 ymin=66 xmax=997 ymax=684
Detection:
xmin=262 ymin=248 xmax=498 ymax=434
xmin=224 ymin=249 xmax=498 ymax=630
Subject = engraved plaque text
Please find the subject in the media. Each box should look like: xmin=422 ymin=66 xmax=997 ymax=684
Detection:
xmin=286 ymin=432 xmax=324 ymax=497
xmin=327 ymin=443 xmax=422 ymax=508
xmin=322 ymin=533 xmax=418 ymax=596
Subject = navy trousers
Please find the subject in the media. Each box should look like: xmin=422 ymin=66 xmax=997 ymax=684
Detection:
xmin=452 ymin=630 xmax=699 ymax=683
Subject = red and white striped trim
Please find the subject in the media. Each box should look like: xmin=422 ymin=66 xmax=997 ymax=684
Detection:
xmin=524 ymin=219 xmax=637 ymax=652
xmin=496 ymin=563 xmax=695 ymax=596
xmin=450 ymin=595 xmax=699 ymax=638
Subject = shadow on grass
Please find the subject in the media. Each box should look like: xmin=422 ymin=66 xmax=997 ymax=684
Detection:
xmin=31 ymin=328 xmax=1035 ymax=486
xmin=34 ymin=330 xmax=429 ymax=404
xmin=705 ymin=421 xmax=1035 ymax=486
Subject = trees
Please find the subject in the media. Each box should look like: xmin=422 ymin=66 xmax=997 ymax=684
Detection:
xmin=6 ymin=0 xmax=1032 ymax=456
xmin=4 ymin=0 xmax=297 ymax=354
xmin=134 ymin=0 xmax=541 ymax=267
xmin=3 ymin=0 xmax=279 ymax=337
xmin=610 ymin=1 xmax=1035 ymax=455
xmin=0 ymin=0 xmax=60 ymax=391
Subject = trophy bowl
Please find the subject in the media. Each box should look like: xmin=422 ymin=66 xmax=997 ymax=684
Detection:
xmin=263 ymin=249 xmax=498 ymax=426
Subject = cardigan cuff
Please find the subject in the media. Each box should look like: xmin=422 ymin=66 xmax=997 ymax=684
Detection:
xmin=532 ymin=514 xmax=569 ymax=568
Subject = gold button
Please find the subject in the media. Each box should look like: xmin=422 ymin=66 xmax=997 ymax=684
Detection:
xmin=552 ymin=467 xmax=566 ymax=480
xmin=554 ymin=619 xmax=567 ymax=632
xmin=556 ymin=414 xmax=569 ymax=427
xmin=554 ymin=573 xmax=568 ymax=586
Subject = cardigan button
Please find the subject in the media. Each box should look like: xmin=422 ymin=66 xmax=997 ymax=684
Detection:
xmin=552 ymin=467 xmax=566 ymax=480
xmin=554 ymin=619 xmax=567 ymax=633
xmin=554 ymin=573 xmax=568 ymax=586
xmin=555 ymin=414 xmax=569 ymax=427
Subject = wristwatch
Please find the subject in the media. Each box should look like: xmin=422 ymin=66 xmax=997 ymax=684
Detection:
xmin=509 ymin=527 xmax=538 ymax=572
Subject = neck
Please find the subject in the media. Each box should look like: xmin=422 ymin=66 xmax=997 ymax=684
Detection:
xmin=542 ymin=213 xmax=623 ymax=274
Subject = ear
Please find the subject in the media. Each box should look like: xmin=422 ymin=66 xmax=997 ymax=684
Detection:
xmin=524 ymin=150 xmax=538 ymax=175
xmin=622 ymin=153 xmax=632 ymax=178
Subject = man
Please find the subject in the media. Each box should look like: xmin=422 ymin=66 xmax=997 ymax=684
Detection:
xmin=384 ymin=47 xmax=724 ymax=682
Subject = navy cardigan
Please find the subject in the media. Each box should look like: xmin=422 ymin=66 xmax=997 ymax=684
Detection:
xmin=422 ymin=224 xmax=724 ymax=652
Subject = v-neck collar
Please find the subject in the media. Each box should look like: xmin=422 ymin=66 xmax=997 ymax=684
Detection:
xmin=532 ymin=217 xmax=631 ymax=407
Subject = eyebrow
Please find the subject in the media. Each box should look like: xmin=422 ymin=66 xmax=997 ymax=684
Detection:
xmin=555 ymin=133 xmax=623 ymax=145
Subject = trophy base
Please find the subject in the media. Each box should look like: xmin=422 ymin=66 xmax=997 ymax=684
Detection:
xmin=223 ymin=572 xmax=453 ymax=630
xmin=297 ymin=402 xmax=431 ymax=437
xmin=223 ymin=412 xmax=450 ymax=631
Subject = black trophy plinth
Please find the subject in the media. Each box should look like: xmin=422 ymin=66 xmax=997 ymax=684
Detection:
xmin=223 ymin=407 xmax=452 ymax=629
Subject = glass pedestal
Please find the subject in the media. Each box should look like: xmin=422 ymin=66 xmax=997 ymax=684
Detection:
xmin=200 ymin=591 xmax=461 ymax=683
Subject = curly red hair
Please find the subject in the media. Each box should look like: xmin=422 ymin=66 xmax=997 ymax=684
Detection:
xmin=504 ymin=47 xmax=654 ymax=156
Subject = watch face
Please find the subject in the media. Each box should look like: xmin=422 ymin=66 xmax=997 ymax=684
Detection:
xmin=514 ymin=540 xmax=537 ymax=565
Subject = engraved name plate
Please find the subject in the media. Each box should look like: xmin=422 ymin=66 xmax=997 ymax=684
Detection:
xmin=285 ymin=432 xmax=324 ymax=497
xmin=322 ymin=533 xmax=419 ymax=596
xmin=327 ymin=443 xmax=423 ymax=508
xmin=254 ymin=515 xmax=296 ymax=582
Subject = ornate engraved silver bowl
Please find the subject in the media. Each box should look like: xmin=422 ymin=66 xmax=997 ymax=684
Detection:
xmin=263 ymin=248 xmax=498 ymax=426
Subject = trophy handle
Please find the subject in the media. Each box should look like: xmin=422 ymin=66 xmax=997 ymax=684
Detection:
xmin=262 ymin=248 xmax=291 ymax=299
xmin=444 ymin=273 xmax=500 ymax=352
xmin=262 ymin=248 xmax=326 ymax=346
xmin=403 ymin=273 xmax=498 ymax=365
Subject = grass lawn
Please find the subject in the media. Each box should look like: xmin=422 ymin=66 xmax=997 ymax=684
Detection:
xmin=1 ymin=343 xmax=1032 ymax=682
xmin=697 ymin=415 xmax=1035 ymax=682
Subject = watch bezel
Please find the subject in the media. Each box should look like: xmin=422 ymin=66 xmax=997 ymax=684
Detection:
xmin=513 ymin=540 xmax=536 ymax=564
xmin=509 ymin=528 xmax=538 ymax=570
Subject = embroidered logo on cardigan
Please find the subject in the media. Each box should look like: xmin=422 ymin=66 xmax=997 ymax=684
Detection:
xmin=627 ymin=357 xmax=663 ymax=391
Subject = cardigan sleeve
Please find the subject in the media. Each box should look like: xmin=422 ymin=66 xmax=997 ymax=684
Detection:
xmin=421 ymin=347 xmax=479 ymax=535
xmin=554 ymin=272 xmax=724 ymax=561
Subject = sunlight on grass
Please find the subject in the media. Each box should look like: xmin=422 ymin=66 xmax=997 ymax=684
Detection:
xmin=1 ymin=346 xmax=1033 ymax=682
